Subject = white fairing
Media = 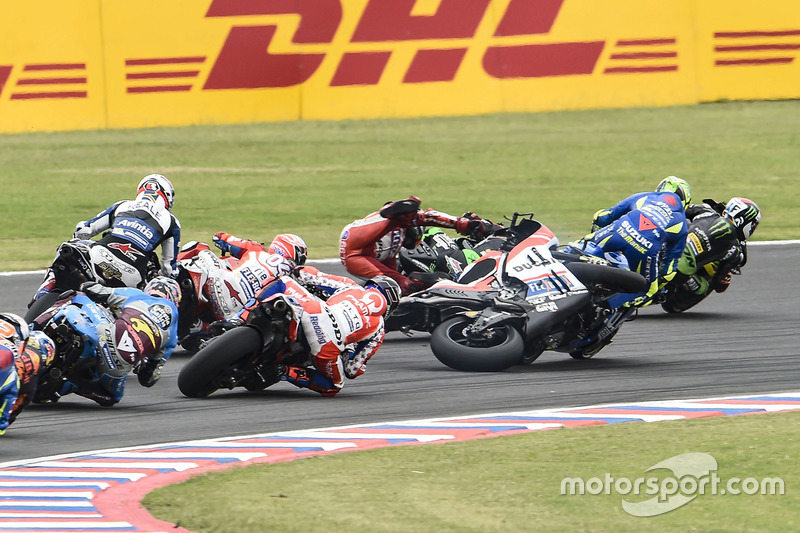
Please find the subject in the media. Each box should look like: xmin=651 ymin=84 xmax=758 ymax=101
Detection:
xmin=89 ymin=243 xmax=145 ymax=287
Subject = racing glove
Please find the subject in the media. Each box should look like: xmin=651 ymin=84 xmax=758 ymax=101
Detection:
xmin=212 ymin=232 xmax=244 ymax=257
xmin=74 ymin=221 xmax=93 ymax=240
xmin=135 ymin=357 xmax=166 ymax=388
xmin=80 ymin=282 xmax=111 ymax=305
xmin=715 ymin=273 xmax=732 ymax=293
xmin=455 ymin=213 xmax=496 ymax=238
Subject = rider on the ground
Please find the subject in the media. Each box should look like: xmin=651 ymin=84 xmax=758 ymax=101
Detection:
xmin=339 ymin=196 xmax=497 ymax=295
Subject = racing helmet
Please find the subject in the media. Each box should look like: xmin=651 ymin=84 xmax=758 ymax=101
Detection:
xmin=144 ymin=276 xmax=182 ymax=306
xmin=0 ymin=312 xmax=30 ymax=351
xmin=723 ymin=197 xmax=761 ymax=240
xmin=364 ymin=276 xmax=402 ymax=318
xmin=655 ymin=176 xmax=692 ymax=208
xmin=24 ymin=330 xmax=56 ymax=368
xmin=137 ymin=174 xmax=175 ymax=209
xmin=268 ymin=234 xmax=308 ymax=268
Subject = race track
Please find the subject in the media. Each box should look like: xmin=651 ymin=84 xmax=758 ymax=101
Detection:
xmin=2 ymin=244 xmax=798 ymax=464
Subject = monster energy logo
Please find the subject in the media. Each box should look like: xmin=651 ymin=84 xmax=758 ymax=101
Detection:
xmin=708 ymin=219 xmax=733 ymax=239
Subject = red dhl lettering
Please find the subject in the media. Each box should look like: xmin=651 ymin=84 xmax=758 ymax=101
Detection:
xmin=203 ymin=0 xmax=608 ymax=89
xmin=2 ymin=0 xmax=795 ymax=102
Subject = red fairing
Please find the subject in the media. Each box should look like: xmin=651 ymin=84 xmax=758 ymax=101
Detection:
xmin=506 ymin=223 xmax=558 ymax=262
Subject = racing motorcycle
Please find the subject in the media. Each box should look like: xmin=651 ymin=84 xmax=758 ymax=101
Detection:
xmin=172 ymin=241 xmax=239 ymax=353
xmin=28 ymin=291 xmax=118 ymax=404
xmin=177 ymin=289 xmax=306 ymax=398
xmin=396 ymin=228 xmax=481 ymax=290
xmin=398 ymin=213 xmax=647 ymax=372
xmin=25 ymin=239 xmax=159 ymax=323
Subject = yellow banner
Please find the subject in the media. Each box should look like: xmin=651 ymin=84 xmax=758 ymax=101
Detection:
xmin=1 ymin=0 xmax=799 ymax=133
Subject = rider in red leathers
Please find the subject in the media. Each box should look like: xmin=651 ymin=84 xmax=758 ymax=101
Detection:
xmin=339 ymin=196 xmax=496 ymax=295
xmin=230 ymin=275 xmax=400 ymax=396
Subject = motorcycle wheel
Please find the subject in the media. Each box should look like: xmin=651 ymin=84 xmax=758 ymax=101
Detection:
xmin=431 ymin=316 xmax=523 ymax=372
xmin=660 ymin=290 xmax=708 ymax=313
xmin=177 ymin=327 xmax=262 ymax=398
xmin=25 ymin=291 xmax=63 ymax=323
xmin=520 ymin=341 xmax=546 ymax=365
xmin=565 ymin=261 xmax=649 ymax=294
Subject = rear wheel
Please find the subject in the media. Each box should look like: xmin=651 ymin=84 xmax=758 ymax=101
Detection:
xmin=565 ymin=261 xmax=648 ymax=294
xmin=431 ymin=316 xmax=523 ymax=372
xmin=177 ymin=327 xmax=262 ymax=398
xmin=25 ymin=291 xmax=63 ymax=323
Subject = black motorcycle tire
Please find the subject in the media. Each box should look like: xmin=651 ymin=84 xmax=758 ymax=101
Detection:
xmin=565 ymin=261 xmax=649 ymax=294
xmin=431 ymin=316 xmax=524 ymax=372
xmin=177 ymin=327 xmax=262 ymax=398
xmin=661 ymin=290 xmax=708 ymax=314
xmin=25 ymin=291 xmax=64 ymax=323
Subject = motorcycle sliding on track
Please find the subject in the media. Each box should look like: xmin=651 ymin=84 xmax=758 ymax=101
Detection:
xmin=389 ymin=213 xmax=648 ymax=372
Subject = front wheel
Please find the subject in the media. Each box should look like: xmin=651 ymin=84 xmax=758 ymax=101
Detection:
xmin=431 ymin=316 xmax=524 ymax=372
xmin=177 ymin=327 xmax=262 ymax=398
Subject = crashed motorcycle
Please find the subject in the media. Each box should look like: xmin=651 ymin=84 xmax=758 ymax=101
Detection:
xmin=25 ymin=239 xmax=159 ymax=323
xmin=400 ymin=213 xmax=647 ymax=372
xmin=177 ymin=290 xmax=308 ymax=398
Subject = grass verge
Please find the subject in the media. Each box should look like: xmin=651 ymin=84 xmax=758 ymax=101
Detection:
xmin=2 ymin=101 xmax=799 ymax=272
xmin=145 ymin=410 xmax=799 ymax=532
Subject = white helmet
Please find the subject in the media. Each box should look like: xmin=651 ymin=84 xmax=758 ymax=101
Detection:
xmin=0 ymin=312 xmax=30 ymax=352
xmin=723 ymin=197 xmax=761 ymax=240
xmin=137 ymin=174 xmax=175 ymax=209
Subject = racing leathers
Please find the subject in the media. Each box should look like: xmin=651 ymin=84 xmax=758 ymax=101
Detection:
xmin=673 ymin=202 xmax=745 ymax=295
xmin=207 ymin=233 xmax=296 ymax=320
xmin=585 ymin=191 xmax=688 ymax=308
xmin=0 ymin=341 xmax=18 ymax=435
xmin=3 ymin=334 xmax=53 ymax=431
xmin=234 ymin=275 xmax=387 ymax=396
xmin=60 ymin=284 xmax=179 ymax=406
xmin=340 ymin=197 xmax=494 ymax=295
xmin=34 ymin=193 xmax=181 ymax=302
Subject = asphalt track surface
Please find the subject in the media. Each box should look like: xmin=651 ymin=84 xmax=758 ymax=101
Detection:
xmin=1 ymin=243 xmax=798 ymax=464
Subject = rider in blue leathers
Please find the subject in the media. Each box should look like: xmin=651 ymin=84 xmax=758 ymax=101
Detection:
xmin=57 ymin=278 xmax=180 ymax=406
xmin=32 ymin=175 xmax=181 ymax=303
xmin=580 ymin=176 xmax=691 ymax=309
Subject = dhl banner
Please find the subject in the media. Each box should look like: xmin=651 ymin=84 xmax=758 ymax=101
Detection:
xmin=1 ymin=0 xmax=799 ymax=134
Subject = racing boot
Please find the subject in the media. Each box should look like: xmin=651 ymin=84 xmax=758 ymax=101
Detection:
xmin=280 ymin=365 xmax=340 ymax=397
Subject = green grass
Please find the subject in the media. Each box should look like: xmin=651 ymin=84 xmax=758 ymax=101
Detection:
xmin=2 ymin=100 xmax=799 ymax=272
xmin=145 ymin=410 xmax=800 ymax=533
